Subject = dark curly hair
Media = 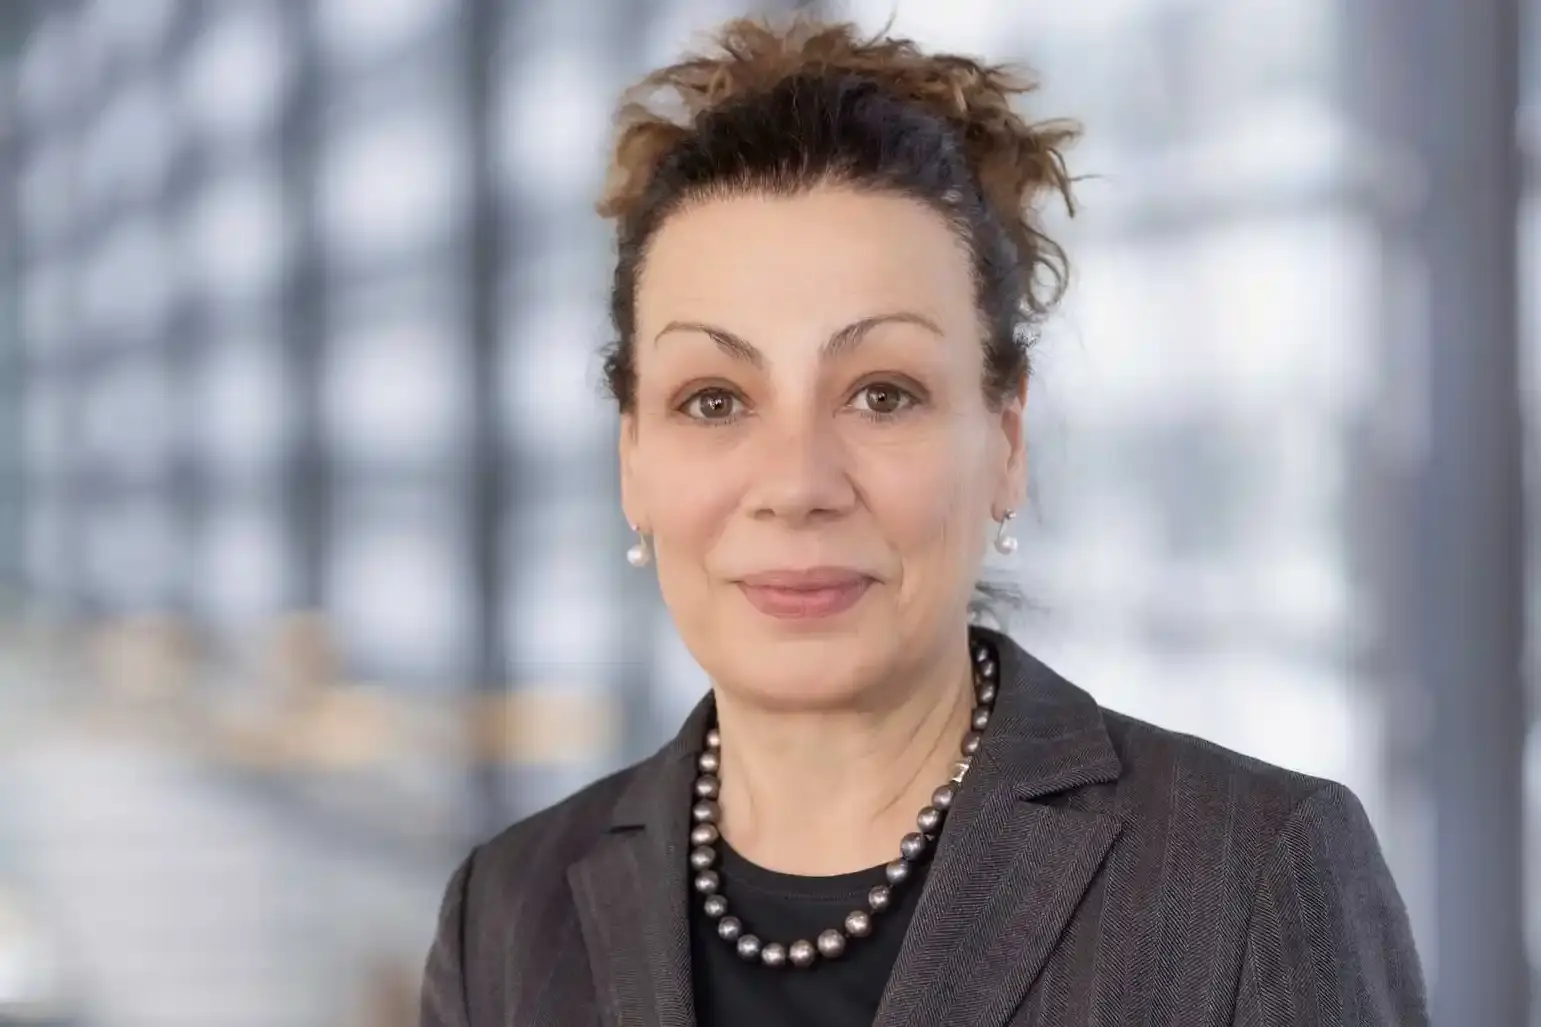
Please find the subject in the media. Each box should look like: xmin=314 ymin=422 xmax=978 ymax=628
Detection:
xmin=596 ymin=16 xmax=1079 ymax=416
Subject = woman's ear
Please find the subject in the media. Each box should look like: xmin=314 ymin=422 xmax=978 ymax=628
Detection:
xmin=994 ymin=373 xmax=1029 ymax=513
xmin=618 ymin=413 xmax=646 ymax=531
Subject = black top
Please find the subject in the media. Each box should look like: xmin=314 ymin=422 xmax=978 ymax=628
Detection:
xmin=691 ymin=842 xmax=927 ymax=1027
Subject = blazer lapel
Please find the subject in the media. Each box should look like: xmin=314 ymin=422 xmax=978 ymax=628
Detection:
xmin=874 ymin=630 xmax=1124 ymax=1027
xmin=568 ymin=695 xmax=714 ymax=1027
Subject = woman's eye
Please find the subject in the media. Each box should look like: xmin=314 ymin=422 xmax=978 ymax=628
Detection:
xmin=682 ymin=388 xmax=741 ymax=421
xmin=851 ymin=383 xmax=915 ymax=416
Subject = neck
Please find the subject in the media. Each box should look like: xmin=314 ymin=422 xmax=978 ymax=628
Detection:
xmin=711 ymin=629 xmax=977 ymax=876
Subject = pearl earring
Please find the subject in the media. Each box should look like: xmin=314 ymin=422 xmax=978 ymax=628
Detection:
xmin=626 ymin=526 xmax=652 ymax=568
xmin=992 ymin=510 xmax=1018 ymax=556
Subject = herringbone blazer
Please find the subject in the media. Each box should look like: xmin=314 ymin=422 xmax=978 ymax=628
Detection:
xmin=419 ymin=628 xmax=1428 ymax=1026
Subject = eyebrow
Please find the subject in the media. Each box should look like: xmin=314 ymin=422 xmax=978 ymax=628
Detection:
xmin=652 ymin=311 xmax=944 ymax=366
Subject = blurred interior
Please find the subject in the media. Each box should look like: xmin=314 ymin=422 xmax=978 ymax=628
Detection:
xmin=0 ymin=0 xmax=1535 ymax=1024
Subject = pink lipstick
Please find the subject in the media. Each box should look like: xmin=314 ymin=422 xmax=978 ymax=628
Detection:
xmin=736 ymin=568 xmax=874 ymax=620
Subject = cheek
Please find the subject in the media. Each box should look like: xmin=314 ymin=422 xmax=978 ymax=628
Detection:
xmin=635 ymin=432 xmax=743 ymax=551
xmin=854 ymin=425 xmax=990 ymax=553
xmin=862 ymin=413 xmax=992 ymax=508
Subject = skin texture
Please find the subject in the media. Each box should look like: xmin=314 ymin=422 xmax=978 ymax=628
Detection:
xmin=619 ymin=185 xmax=1028 ymax=872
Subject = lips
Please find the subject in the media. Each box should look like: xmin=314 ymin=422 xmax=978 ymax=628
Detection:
xmin=736 ymin=568 xmax=874 ymax=620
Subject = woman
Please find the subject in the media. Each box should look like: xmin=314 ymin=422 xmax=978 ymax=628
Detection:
xmin=421 ymin=17 xmax=1427 ymax=1027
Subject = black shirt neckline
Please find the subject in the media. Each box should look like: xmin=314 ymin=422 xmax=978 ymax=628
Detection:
xmin=715 ymin=839 xmax=891 ymax=903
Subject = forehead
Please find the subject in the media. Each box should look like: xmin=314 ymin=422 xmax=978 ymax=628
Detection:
xmin=634 ymin=187 xmax=978 ymax=337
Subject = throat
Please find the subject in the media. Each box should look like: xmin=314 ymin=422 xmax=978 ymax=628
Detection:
xmin=702 ymin=638 xmax=991 ymax=877
xmin=686 ymin=633 xmax=1001 ymax=971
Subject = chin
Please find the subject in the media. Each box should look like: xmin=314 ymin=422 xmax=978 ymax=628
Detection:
xmin=705 ymin=615 xmax=896 ymax=712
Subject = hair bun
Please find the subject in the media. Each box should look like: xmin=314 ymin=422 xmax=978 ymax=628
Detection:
xmin=600 ymin=17 xmax=1079 ymax=285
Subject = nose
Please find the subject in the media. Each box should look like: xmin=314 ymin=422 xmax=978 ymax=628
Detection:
xmin=742 ymin=412 xmax=857 ymax=526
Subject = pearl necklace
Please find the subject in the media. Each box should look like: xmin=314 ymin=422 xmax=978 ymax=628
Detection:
xmin=687 ymin=638 xmax=1001 ymax=969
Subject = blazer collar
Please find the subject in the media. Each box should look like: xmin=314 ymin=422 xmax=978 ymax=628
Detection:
xmin=567 ymin=627 xmax=1124 ymax=1027
xmin=968 ymin=626 xmax=1124 ymax=801
xmin=872 ymin=626 xmax=1125 ymax=1027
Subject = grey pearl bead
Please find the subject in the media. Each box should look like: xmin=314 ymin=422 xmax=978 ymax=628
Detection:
xmin=931 ymin=783 xmax=956 ymax=810
xmin=972 ymin=643 xmax=988 ymax=664
xmin=884 ymin=859 xmax=910 ymax=886
xmin=868 ymin=885 xmax=892 ymax=912
xmin=690 ymin=823 xmax=720 ymax=846
xmin=705 ymin=727 xmax=721 ymax=749
xmin=717 ymin=914 xmax=741 ymax=939
xmin=704 ymin=894 xmax=729 ymax=918
xmin=760 ymin=942 xmax=787 ymax=968
xmin=692 ymin=800 xmax=721 ymax=823
xmin=976 ymin=681 xmax=998 ymax=705
xmin=694 ymin=775 xmax=720 ymax=799
xmin=736 ymin=934 xmax=762 ymax=960
xmin=961 ymin=730 xmax=982 ymax=756
xmin=916 ymin=806 xmax=943 ymax=834
xmin=845 ymin=909 xmax=873 ymax=937
xmin=788 ymin=939 xmax=816 ymax=967
xmin=977 ymin=658 xmax=997 ymax=681
xmin=693 ymin=870 xmax=720 ymax=894
xmin=689 ymin=845 xmax=716 ymax=871
xmin=971 ymin=706 xmax=991 ymax=731
xmin=697 ymin=750 xmax=720 ymax=774
xmin=899 ymin=832 xmax=927 ymax=861
xmin=817 ymin=929 xmax=846 ymax=958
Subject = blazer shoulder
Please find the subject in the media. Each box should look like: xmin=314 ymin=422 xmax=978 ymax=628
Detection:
xmin=473 ymin=759 xmax=644 ymax=880
xmin=1097 ymin=705 xmax=1353 ymax=853
xmin=446 ymin=762 xmax=644 ymax=934
xmin=425 ymin=759 xmax=656 ymax=1026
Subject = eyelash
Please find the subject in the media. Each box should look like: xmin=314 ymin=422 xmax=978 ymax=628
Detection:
xmin=676 ymin=382 xmax=921 ymax=426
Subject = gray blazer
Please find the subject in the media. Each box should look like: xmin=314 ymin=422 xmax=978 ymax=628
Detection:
xmin=419 ymin=629 xmax=1428 ymax=1026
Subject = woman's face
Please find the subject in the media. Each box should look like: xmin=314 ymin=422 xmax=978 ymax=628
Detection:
xmin=621 ymin=186 xmax=1026 ymax=710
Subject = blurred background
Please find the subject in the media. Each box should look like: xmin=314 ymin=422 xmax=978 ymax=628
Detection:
xmin=0 ymin=0 xmax=1534 ymax=1024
